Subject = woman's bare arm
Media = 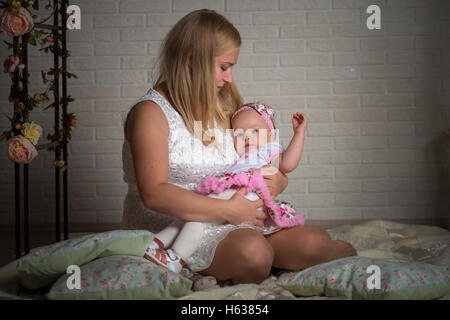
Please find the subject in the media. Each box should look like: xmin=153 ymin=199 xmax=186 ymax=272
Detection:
xmin=126 ymin=100 xmax=266 ymax=226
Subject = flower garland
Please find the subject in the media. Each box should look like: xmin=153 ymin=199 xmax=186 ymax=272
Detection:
xmin=0 ymin=0 xmax=77 ymax=169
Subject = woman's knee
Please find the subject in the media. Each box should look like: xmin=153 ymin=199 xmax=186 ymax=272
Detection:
xmin=234 ymin=235 xmax=274 ymax=282
xmin=301 ymin=227 xmax=332 ymax=260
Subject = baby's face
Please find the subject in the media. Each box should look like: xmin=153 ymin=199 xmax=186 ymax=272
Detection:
xmin=232 ymin=110 xmax=273 ymax=156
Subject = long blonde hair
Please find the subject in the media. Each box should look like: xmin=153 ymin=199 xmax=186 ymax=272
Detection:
xmin=153 ymin=9 xmax=243 ymax=147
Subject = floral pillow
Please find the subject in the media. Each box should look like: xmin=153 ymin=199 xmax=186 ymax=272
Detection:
xmin=277 ymin=256 xmax=450 ymax=300
xmin=17 ymin=230 xmax=154 ymax=290
xmin=46 ymin=255 xmax=193 ymax=300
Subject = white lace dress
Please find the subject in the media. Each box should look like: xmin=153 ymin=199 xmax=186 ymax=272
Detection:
xmin=122 ymin=88 xmax=280 ymax=272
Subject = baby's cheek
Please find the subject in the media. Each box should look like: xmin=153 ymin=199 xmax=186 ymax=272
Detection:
xmin=257 ymin=133 xmax=269 ymax=148
xmin=234 ymin=139 xmax=244 ymax=156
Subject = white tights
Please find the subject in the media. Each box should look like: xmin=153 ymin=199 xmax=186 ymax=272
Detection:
xmin=154 ymin=189 xmax=262 ymax=260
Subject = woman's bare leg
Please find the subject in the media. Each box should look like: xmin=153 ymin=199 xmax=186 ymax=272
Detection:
xmin=266 ymin=225 xmax=357 ymax=270
xmin=199 ymin=228 xmax=274 ymax=284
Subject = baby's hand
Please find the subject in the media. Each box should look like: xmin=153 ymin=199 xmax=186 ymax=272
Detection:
xmin=292 ymin=112 xmax=307 ymax=134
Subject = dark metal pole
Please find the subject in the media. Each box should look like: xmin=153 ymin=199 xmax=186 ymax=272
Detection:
xmin=24 ymin=163 xmax=29 ymax=253
xmin=53 ymin=0 xmax=61 ymax=242
xmin=61 ymin=0 xmax=69 ymax=240
xmin=21 ymin=33 xmax=30 ymax=254
xmin=13 ymin=36 xmax=21 ymax=259
xmin=14 ymin=163 xmax=21 ymax=259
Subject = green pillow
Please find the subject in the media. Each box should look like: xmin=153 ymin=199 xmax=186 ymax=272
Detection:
xmin=277 ymin=256 xmax=450 ymax=300
xmin=17 ymin=230 xmax=154 ymax=290
xmin=46 ymin=255 xmax=193 ymax=300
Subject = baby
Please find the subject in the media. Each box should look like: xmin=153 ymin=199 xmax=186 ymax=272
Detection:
xmin=144 ymin=103 xmax=307 ymax=273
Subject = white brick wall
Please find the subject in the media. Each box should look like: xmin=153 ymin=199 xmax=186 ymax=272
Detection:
xmin=0 ymin=0 xmax=449 ymax=227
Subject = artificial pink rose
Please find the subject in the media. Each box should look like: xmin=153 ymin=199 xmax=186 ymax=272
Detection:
xmin=1 ymin=7 xmax=34 ymax=37
xmin=7 ymin=135 xmax=38 ymax=164
xmin=3 ymin=55 xmax=19 ymax=73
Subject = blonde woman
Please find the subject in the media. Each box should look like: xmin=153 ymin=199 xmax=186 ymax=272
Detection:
xmin=122 ymin=9 xmax=356 ymax=284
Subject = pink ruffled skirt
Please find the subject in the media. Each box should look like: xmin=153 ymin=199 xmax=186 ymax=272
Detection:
xmin=196 ymin=171 xmax=305 ymax=228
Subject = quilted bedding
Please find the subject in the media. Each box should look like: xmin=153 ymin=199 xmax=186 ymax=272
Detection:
xmin=0 ymin=219 xmax=448 ymax=300
xmin=179 ymin=220 xmax=450 ymax=300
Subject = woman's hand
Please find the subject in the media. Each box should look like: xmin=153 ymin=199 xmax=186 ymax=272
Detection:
xmin=225 ymin=188 xmax=268 ymax=227
xmin=250 ymin=165 xmax=288 ymax=199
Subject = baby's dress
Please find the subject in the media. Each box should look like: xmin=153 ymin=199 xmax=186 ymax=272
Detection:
xmin=197 ymin=142 xmax=305 ymax=229
xmin=122 ymin=88 xmax=282 ymax=272
xmin=227 ymin=141 xmax=285 ymax=174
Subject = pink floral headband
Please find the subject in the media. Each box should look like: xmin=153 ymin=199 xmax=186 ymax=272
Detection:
xmin=231 ymin=103 xmax=275 ymax=131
